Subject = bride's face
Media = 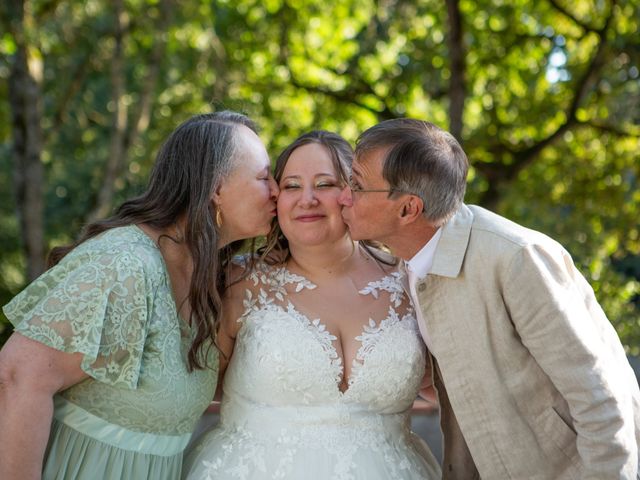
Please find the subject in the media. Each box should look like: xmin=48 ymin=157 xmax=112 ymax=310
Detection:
xmin=277 ymin=143 xmax=349 ymax=248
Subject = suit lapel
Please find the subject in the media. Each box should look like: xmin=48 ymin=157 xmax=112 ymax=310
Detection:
xmin=431 ymin=204 xmax=474 ymax=279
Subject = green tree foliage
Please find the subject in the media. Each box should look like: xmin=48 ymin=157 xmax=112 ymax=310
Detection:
xmin=1 ymin=0 xmax=638 ymax=352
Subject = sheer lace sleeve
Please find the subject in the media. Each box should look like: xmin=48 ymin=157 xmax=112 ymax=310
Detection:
xmin=3 ymin=246 xmax=151 ymax=389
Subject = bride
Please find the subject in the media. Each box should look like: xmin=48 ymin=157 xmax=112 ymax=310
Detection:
xmin=183 ymin=131 xmax=441 ymax=479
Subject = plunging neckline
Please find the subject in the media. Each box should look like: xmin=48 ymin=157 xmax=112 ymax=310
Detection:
xmin=278 ymin=301 xmax=368 ymax=396
xmin=256 ymin=299 xmax=412 ymax=396
xmin=238 ymin=259 xmax=412 ymax=396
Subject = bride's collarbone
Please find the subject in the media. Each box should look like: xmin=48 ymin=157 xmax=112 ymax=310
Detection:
xmin=297 ymin=271 xmax=382 ymax=296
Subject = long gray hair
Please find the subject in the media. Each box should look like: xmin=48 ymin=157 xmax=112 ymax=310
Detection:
xmin=49 ymin=111 xmax=257 ymax=370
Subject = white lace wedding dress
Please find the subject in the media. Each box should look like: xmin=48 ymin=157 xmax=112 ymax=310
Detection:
xmin=183 ymin=259 xmax=441 ymax=480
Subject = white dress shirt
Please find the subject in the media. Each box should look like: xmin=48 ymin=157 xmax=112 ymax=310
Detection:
xmin=405 ymin=228 xmax=442 ymax=352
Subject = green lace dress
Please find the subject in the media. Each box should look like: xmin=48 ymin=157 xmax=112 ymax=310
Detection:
xmin=3 ymin=225 xmax=218 ymax=479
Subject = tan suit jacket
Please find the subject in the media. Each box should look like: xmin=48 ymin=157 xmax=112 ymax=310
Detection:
xmin=413 ymin=204 xmax=640 ymax=479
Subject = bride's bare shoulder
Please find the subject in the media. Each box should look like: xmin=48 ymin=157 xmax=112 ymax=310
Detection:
xmin=357 ymin=242 xmax=400 ymax=274
xmin=226 ymin=253 xmax=285 ymax=290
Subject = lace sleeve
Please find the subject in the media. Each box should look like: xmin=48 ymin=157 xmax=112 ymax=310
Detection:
xmin=3 ymin=247 xmax=151 ymax=389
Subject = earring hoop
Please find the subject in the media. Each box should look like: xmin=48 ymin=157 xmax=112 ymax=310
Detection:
xmin=216 ymin=207 xmax=223 ymax=228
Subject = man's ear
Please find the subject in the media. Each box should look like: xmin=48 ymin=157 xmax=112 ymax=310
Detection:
xmin=398 ymin=195 xmax=424 ymax=224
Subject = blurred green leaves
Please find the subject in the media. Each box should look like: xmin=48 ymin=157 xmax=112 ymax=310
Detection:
xmin=0 ymin=0 xmax=638 ymax=352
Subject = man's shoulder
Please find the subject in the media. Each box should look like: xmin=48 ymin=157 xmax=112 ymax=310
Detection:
xmin=431 ymin=204 xmax=568 ymax=278
xmin=466 ymin=205 xmax=556 ymax=250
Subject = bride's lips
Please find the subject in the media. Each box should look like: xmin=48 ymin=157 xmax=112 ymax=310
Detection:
xmin=295 ymin=214 xmax=325 ymax=222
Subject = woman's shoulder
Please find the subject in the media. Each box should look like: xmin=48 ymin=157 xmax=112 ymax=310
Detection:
xmin=227 ymin=253 xmax=317 ymax=296
xmin=354 ymin=243 xmax=407 ymax=295
xmin=84 ymin=225 xmax=158 ymax=252
xmin=229 ymin=253 xmax=282 ymax=285
xmin=226 ymin=254 xmax=261 ymax=292
xmin=84 ymin=224 xmax=156 ymax=252
xmin=62 ymin=225 xmax=165 ymax=281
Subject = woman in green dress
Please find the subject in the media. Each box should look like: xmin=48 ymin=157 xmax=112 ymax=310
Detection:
xmin=0 ymin=111 xmax=279 ymax=480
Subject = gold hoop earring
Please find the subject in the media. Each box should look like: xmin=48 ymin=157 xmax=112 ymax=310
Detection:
xmin=216 ymin=207 xmax=223 ymax=228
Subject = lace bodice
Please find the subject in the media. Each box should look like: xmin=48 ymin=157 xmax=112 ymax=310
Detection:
xmin=184 ymin=256 xmax=440 ymax=480
xmin=224 ymin=257 xmax=426 ymax=411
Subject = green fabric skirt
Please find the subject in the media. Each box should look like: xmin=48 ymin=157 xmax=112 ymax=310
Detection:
xmin=42 ymin=397 xmax=191 ymax=479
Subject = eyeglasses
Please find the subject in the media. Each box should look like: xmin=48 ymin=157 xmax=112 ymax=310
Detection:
xmin=347 ymin=176 xmax=406 ymax=195
xmin=347 ymin=176 xmax=425 ymax=212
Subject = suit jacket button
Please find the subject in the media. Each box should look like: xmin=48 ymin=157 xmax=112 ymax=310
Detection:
xmin=418 ymin=283 xmax=426 ymax=292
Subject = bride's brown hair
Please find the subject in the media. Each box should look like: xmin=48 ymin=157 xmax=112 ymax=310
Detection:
xmin=259 ymin=130 xmax=395 ymax=267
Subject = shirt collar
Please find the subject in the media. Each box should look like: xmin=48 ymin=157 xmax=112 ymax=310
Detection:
xmin=405 ymin=227 xmax=443 ymax=280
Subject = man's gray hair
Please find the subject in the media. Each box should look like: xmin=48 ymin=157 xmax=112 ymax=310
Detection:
xmin=355 ymin=118 xmax=468 ymax=225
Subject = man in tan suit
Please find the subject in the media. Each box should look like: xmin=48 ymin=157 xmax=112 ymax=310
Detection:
xmin=338 ymin=118 xmax=640 ymax=479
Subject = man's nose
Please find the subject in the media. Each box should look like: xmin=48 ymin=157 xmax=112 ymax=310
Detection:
xmin=338 ymin=185 xmax=353 ymax=207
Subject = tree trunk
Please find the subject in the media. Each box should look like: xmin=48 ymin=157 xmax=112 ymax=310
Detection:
xmin=88 ymin=0 xmax=128 ymax=222
xmin=88 ymin=0 xmax=172 ymax=222
xmin=8 ymin=0 xmax=46 ymax=280
xmin=126 ymin=0 xmax=173 ymax=151
xmin=446 ymin=0 xmax=465 ymax=142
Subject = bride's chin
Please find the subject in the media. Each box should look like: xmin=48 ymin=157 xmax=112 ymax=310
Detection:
xmin=287 ymin=235 xmax=322 ymax=248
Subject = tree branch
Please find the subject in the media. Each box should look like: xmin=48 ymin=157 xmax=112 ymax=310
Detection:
xmin=513 ymin=8 xmax=614 ymax=161
xmin=8 ymin=0 xmax=46 ymax=279
xmin=477 ymin=4 xmax=617 ymax=207
xmin=288 ymin=0 xmax=399 ymax=121
xmin=578 ymin=119 xmax=640 ymax=137
xmin=285 ymin=1 xmax=400 ymax=122
xmin=343 ymin=0 xmax=395 ymax=74
xmin=45 ymin=49 xmax=93 ymax=143
xmin=34 ymin=0 xmax=63 ymax=20
xmin=124 ymin=0 xmax=173 ymax=152
xmin=88 ymin=0 xmax=128 ymax=222
xmin=546 ymin=0 xmax=603 ymax=32
xmin=289 ymin=76 xmax=395 ymax=118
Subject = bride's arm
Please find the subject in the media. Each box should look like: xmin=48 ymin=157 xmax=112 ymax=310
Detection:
xmin=213 ymin=282 xmax=246 ymax=401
